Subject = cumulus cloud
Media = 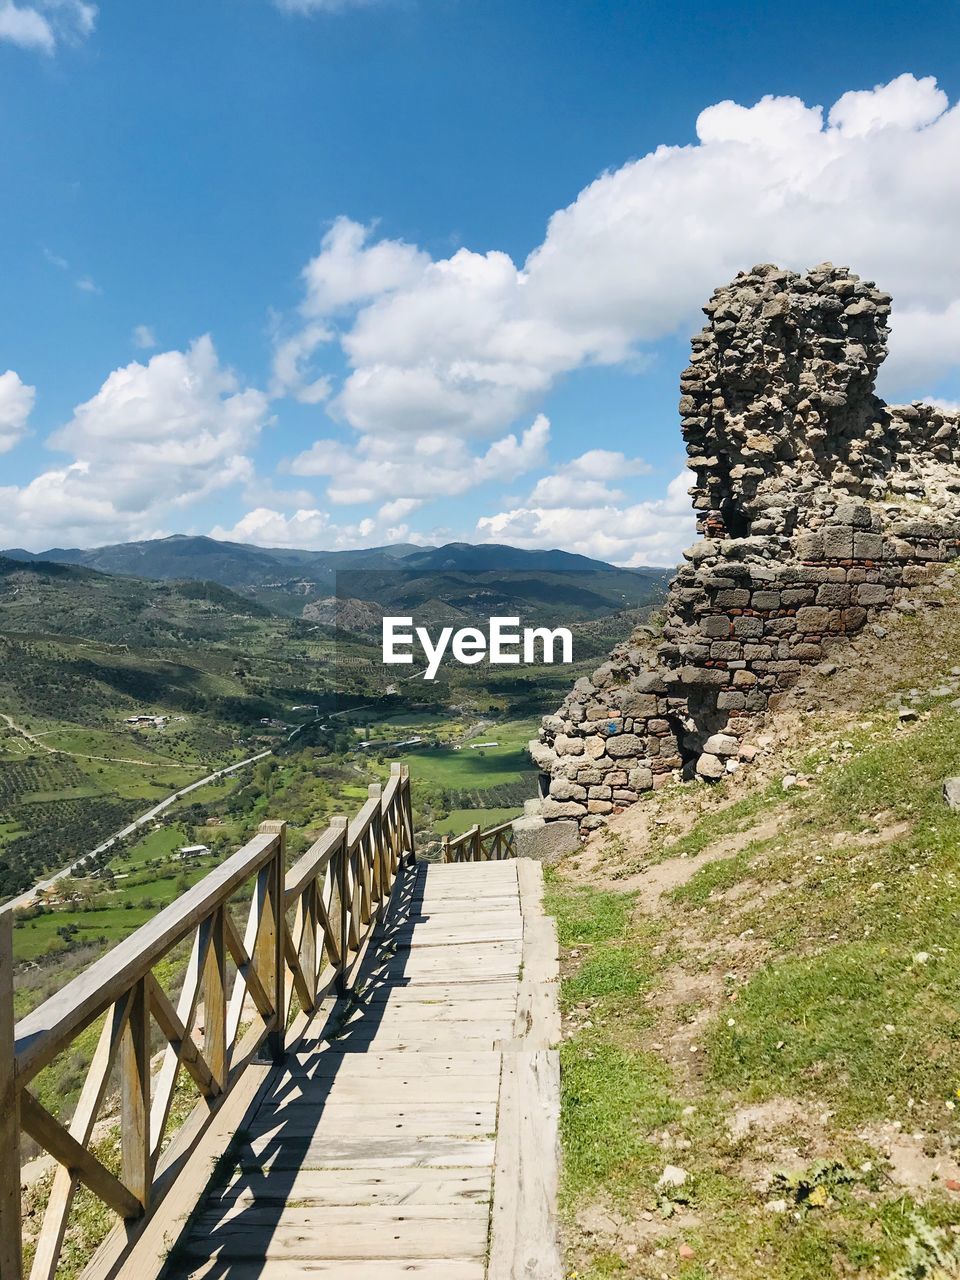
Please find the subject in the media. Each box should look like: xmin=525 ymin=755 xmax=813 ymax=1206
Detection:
xmin=378 ymin=497 xmax=423 ymax=522
xmin=210 ymin=505 xmax=412 ymax=551
xmin=477 ymin=471 xmax=696 ymax=567
xmin=0 ymin=338 xmax=270 ymax=549
xmin=0 ymin=0 xmax=95 ymax=53
xmin=0 ymin=371 xmax=35 ymax=454
xmin=275 ymin=73 xmax=960 ymax=454
xmin=302 ymin=217 xmax=430 ymax=317
xmin=289 ymin=414 xmax=551 ymax=505
xmin=884 ymin=302 xmax=960 ymax=391
xmin=527 ymin=449 xmax=651 ymax=507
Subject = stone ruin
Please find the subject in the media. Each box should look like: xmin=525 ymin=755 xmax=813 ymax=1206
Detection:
xmin=530 ymin=262 xmax=960 ymax=835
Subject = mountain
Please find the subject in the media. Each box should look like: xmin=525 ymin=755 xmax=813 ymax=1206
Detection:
xmin=0 ymin=554 xmax=278 ymax=645
xmin=3 ymin=536 xmax=672 ymax=621
xmin=0 ymin=535 xmax=414 ymax=591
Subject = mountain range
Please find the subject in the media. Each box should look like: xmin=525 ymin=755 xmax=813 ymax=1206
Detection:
xmin=3 ymin=536 xmax=671 ymax=623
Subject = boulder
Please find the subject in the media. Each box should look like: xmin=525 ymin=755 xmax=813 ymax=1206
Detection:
xmin=696 ymin=753 xmax=725 ymax=780
xmin=511 ymin=815 xmax=580 ymax=862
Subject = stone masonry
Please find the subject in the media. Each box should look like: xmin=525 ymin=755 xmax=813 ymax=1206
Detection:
xmin=532 ymin=263 xmax=960 ymax=833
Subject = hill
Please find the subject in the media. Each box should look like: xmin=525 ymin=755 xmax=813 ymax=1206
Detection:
xmin=0 ymin=554 xmax=276 ymax=645
xmin=2 ymin=535 xmax=671 ymax=620
xmin=546 ymin=563 xmax=960 ymax=1279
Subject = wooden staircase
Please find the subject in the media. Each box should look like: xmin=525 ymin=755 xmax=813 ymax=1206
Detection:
xmin=2 ymin=772 xmax=561 ymax=1280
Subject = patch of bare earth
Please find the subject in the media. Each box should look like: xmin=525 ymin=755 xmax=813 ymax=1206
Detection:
xmin=575 ymin=1200 xmax=702 ymax=1257
xmin=860 ymin=1122 xmax=960 ymax=1194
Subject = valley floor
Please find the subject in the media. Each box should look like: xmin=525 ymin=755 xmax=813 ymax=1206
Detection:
xmin=547 ymin=565 xmax=960 ymax=1279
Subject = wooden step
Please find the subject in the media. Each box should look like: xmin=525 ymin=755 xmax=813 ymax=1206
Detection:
xmin=244 ymin=1133 xmax=497 ymax=1170
xmin=180 ymin=1206 xmax=489 ymax=1260
xmin=169 ymin=1259 xmax=486 ymax=1279
xmin=213 ymin=1167 xmax=492 ymax=1207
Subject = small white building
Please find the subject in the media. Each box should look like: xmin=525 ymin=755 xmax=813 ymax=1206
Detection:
xmin=178 ymin=844 xmax=210 ymax=860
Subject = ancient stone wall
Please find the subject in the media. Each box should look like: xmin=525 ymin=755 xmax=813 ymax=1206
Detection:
xmin=533 ymin=263 xmax=960 ymax=832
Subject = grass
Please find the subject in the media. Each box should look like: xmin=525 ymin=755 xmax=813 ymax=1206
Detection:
xmin=436 ymin=805 xmax=523 ymax=834
xmin=550 ymin=677 xmax=960 ymax=1276
xmin=560 ymin=1037 xmax=681 ymax=1209
xmin=404 ymin=741 xmax=532 ymax=788
xmin=545 ymin=873 xmax=637 ymax=946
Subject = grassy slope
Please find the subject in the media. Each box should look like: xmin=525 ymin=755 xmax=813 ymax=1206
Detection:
xmin=547 ymin=567 xmax=960 ymax=1280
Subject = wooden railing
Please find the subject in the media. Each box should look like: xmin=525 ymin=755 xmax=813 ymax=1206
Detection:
xmin=441 ymin=818 xmax=516 ymax=864
xmin=0 ymin=763 xmax=414 ymax=1280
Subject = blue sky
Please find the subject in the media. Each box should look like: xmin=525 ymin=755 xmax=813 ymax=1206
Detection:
xmin=1 ymin=1 xmax=959 ymax=564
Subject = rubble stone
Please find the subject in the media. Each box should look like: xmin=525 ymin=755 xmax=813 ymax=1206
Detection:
xmin=533 ymin=263 xmax=960 ymax=833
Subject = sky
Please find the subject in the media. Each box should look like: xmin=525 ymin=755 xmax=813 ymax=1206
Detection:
xmin=1 ymin=1 xmax=959 ymax=566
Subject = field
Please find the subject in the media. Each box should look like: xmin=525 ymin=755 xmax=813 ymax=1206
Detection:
xmin=436 ymin=806 xmax=523 ymax=834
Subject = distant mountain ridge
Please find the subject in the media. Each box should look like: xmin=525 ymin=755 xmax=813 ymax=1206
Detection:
xmin=2 ymin=536 xmax=671 ymax=620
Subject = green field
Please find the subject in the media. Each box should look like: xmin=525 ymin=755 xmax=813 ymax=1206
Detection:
xmin=436 ymin=806 xmax=523 ymax=835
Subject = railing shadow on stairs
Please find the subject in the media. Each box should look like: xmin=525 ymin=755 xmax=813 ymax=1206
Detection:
xmin=0 ymin=761 xmax=428 ymax=1280
xmin=154 ymin=864 xmax=428 ymax=1280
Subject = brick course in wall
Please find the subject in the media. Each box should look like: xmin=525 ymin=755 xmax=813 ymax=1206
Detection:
xmin=533 ymin=263 xmax=960 ymax=832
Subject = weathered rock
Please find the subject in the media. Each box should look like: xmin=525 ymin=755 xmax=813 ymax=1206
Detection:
xmin=943 ymin=778 xmax=960 ymax=811
xmin=511 ymin=815 xmax=580 ymax=862
xmin=702 ymin=733 xmax=739 ymax=757
xmin=696 ymin=753 xmax=725 ymax=780
xmin=533 ymin=262 xmax=960 ymax=834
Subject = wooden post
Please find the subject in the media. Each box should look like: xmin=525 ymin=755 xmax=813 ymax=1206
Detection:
xmin=400 ymin=764 xmax=415 ymax=866
xmin=121 ymin=976 xmax=151 ymax=1212
xmin=388 ymin=763 xmax=403 ymax=876
xmin=441 ymin=835 xmax=450 ymax=865
xmin=257 ymin=822 xmax=286 ymax=1060
xmin=299 ymin=881 xmax=318 ymax=1012
xmin=331 ymin=817 xmax=350 ymax=996
xmin=203 ymin=908 xmax=227 ymax=1091
xmin=367 ymin=784 xmax=384 ymax=910
xmin=472 ymin=824 xmax=481 ymax=864
xmin=0 ymin=908 xmax=22 ymax=1280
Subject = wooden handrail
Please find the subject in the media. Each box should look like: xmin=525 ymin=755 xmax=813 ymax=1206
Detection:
xmin=1 ymin=762 xmax=415 ymax=1280
xmin=441 ymin=818 xmax=517 ymax=864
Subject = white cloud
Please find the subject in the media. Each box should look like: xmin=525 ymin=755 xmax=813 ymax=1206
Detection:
xmin=0 ymin=371 xmax=35 ymax=454
xmin=378 ymin=497 xmax=423 ymax=522
xmin=0 ymin=0 xmax=95 ymax=53
xmin=270 ymin=322 xmax=333 ymax=404
xmin=75 ymin=275 xmax=100 ymax=294
xmin=884 ymin=301 xmax=960 ymax=389
xmin=42 ymin=247 xmax=70 ymax=270
xmin=289 ymin=413 xmax=551 ymax=505
xmin=301 ymin=217 xmax=430 ymax=317
xmin=477 ymin=471 xmax=696 ymax=567
xmin=828 ymin=75 xmax=948 ymax=136
xmin=275 ymin=73 xmax=960 ymax=451
xmin=527 ymin=448 xmax=651 ymax=507
xmin=0 ymin=338 xmax=270 ymax=549
xmin=132 ymin=324 xmax=157 ymax=350
xmin=211 ymin=506 xmax=399 ymax=551
xmin=0 ymin=3 xmax=53 ymax=50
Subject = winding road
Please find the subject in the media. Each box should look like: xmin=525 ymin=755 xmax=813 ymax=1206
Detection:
xmin=2 ymin=746 xmax=274 ymax=912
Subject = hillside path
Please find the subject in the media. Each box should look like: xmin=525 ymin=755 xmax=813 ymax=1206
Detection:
xmin=163 ymin=857 xmax=562 ymax=1280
